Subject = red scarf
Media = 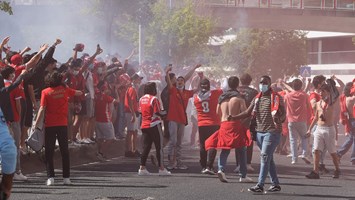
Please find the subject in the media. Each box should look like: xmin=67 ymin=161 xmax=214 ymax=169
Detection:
xmin=252 ymin=90 xmax=280 ymax=118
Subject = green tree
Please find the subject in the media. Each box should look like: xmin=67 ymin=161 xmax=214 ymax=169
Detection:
xmin=145 ymin=0 xmax=215 ymax=64
xmin=116 ymin=0 xmax=215 ymax=64
xmin=0 ymin=1 xmax=13 ymax=15
xmin=215 ymin=29 xmax=307 ymax=80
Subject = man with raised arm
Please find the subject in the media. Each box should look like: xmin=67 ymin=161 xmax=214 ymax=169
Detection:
xmin=306 ymin=80 xmax=341 ymax=179
xmin=165 ymin=64 xmax=201 ymax=170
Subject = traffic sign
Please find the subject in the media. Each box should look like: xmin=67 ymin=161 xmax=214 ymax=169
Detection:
xmin=300 ymin=66 xmax=311 ymax=77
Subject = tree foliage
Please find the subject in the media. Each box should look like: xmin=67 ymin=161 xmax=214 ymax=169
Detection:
xmin=214 ymin=29 xmax=307 ymax=80
xmin=115 ymin=0 xmax=215 ymax=64
xmin=0 ymin=1 xmax=13 ymax=15
xmin=145 ymin=0 xmax=215 ymax=64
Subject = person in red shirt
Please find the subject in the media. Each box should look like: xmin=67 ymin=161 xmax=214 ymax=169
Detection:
xmin=138 ymin=82 xmax=171 ymax=176
xmin=194 ymin=78 xmax=222 ymax=174
xmin=34 ymin=71 xmax=82 ymax=186
xmin=94 ymin=81 xmax=119 ymax=161
xmin=124 ymin=73 xmax=143 ymax=157
xmin=283 ymin=79 xmax=312 ymax=165
xmin=1 ymin=66 xmax=27 ymax=181
xmin=165 ymin=64 xmax=201 ymax=170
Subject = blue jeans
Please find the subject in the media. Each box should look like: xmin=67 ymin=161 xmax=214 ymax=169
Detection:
xmin=256 ymin=132 xmax=281 ymax=187
xmin=114 ymin=102 xmax=126 ymax=138
xmin=0 ymin=111 xmax=17 ymax=174
xmin=337 ymin=134 xmax=355 ymax=162
xmin=218 ymin=147 xmax=247 ymax=177
xmin=288 ymin=122 xmax=309 ymax=161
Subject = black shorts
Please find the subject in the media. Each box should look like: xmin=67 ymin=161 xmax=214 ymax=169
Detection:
xmin=24 ymin=99 xmax=33 ymax=127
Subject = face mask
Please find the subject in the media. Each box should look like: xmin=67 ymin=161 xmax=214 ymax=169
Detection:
xmin=259 ymin=84 xmax=269 ymax=93
xmin=97 ymin=68 xmax=103 ymax=74
xmin=72 ymin=70 xmax=79 ymax=76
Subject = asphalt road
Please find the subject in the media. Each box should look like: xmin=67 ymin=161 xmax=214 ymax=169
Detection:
xmin=11 ymin=136 xmax=355 ymax=200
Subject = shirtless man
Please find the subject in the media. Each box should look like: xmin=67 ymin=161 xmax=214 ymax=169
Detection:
xmin=306 ymin=82 xmax=340 ymax=179
xmin=205 ymin=76 xmax=252 ymax=183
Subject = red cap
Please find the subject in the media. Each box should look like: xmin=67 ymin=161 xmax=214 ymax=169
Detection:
xmin=10 ymin=54 xmax=23 ymax=66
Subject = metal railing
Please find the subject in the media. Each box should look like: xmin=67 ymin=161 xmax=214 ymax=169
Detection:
xmin=308 ymin=50 xmax=355 ymax=64
xmin=204 ymin=0 xmax=355 ymax=10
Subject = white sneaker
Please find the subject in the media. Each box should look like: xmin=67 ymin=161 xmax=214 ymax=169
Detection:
xmin=291 ymin=160 xmax=297 ymax=165
xmin=159 ymin=168 xmax=172 ymax=176
xmin=46 ymin=178 xmax=54 ymax=186
xmin=247 ymin=164 xmax=255 ymax=173
xmin=286 ymin=154 xmax=293 ymax=158
xmin=239 ymin=176 xmax=253 ymax=183
xmin=14 ymin=172 xmax=28 ymax=181
xmin=63 ymin=178 xmax=72 ymax=185
xmin=217 ymin=170 xmax=228 ymax=183
xmin=138 ymin=169 xmax=151 ymax=176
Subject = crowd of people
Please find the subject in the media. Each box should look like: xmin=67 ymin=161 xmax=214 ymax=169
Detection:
xmin=0 ymin=35 xmax=354 ymax=199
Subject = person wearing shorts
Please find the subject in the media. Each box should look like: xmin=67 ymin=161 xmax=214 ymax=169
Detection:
xmin=306 ymin=81 xmax=341 ymax=179
xmin=124 ymin=74 xmax=142 ymax=157
xmin=95 ymin=81 xmax=119 ymax=160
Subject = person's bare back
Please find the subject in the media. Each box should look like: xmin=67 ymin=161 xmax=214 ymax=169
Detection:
xmin=219 ymin=96 xmax=247 ymax=122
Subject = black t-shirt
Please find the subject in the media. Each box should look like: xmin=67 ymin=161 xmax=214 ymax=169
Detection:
xmin=238 ymin=85 xmax=258 ymax=107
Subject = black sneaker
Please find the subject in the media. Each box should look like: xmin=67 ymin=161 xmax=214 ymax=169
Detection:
xmin=319 ymin=164 xmax=329 ymax=174
xmin=125 ymin=151 xmax=135 ymax=158
xmin=267 ymin=185 xmax=281 ymax=192
xmin=305 ymin=171 xmax=320 ymax=179
xmin=134 ymin=150 xmax=141 ymax=157
xmin=248 ymin=185 xmax=264 ymax=193
xmin=332 ymin=170 xmax=340 ymax=179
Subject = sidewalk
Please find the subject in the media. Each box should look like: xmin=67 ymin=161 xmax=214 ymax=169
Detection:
xmin=21 ymin=140 xmax=126 ymax=174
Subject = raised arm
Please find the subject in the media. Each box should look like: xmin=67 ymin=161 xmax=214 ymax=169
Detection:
xmin=280 ymin=81 xmax=294 ymax=92
xmin=165 ymin=65 xmax=173 ymax=89
xmin=332 ymin=75 xmax=345 ymax=91
xmin=19 ymin=46 xmax=31 ymax=56
xmin=125 ymin=48 xmax=137 ymax=61
xmin=184 ymin=64 xmax=201 ymax=82
xmin=79 ymin=44 xmax=103 ymax=74
xmin=0 ymin=70 xmax=28 ymax=94
xmin=0 ymin=36 xmax=10 ymax=60
xmin=25 ymin=44 xmax=49 ymax=70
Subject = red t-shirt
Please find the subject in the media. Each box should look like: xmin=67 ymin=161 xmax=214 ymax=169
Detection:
xmin=4 ymin=81 xmax=22 ymax=122
xmin=95 ymin=93 xmax=114 ymax=122
xmin=194 ymin=89 xmax=223 ymax=127
xmin=41 ymin=86 xmax=76 ymax=127
xmin=66 ymin=74 xmax=85 ymax=102
xmin=118 ymin=73 xmax=131 ymax=101
xmin=139 ymin=94 xmax=162 ymax=129
xmin=11 ymin=65 xmax=25 ymax=81
xmin=124 ymin=86 xmax=138 ymax=113
xmin=167 ymin=87 xmax=194 ymax=124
